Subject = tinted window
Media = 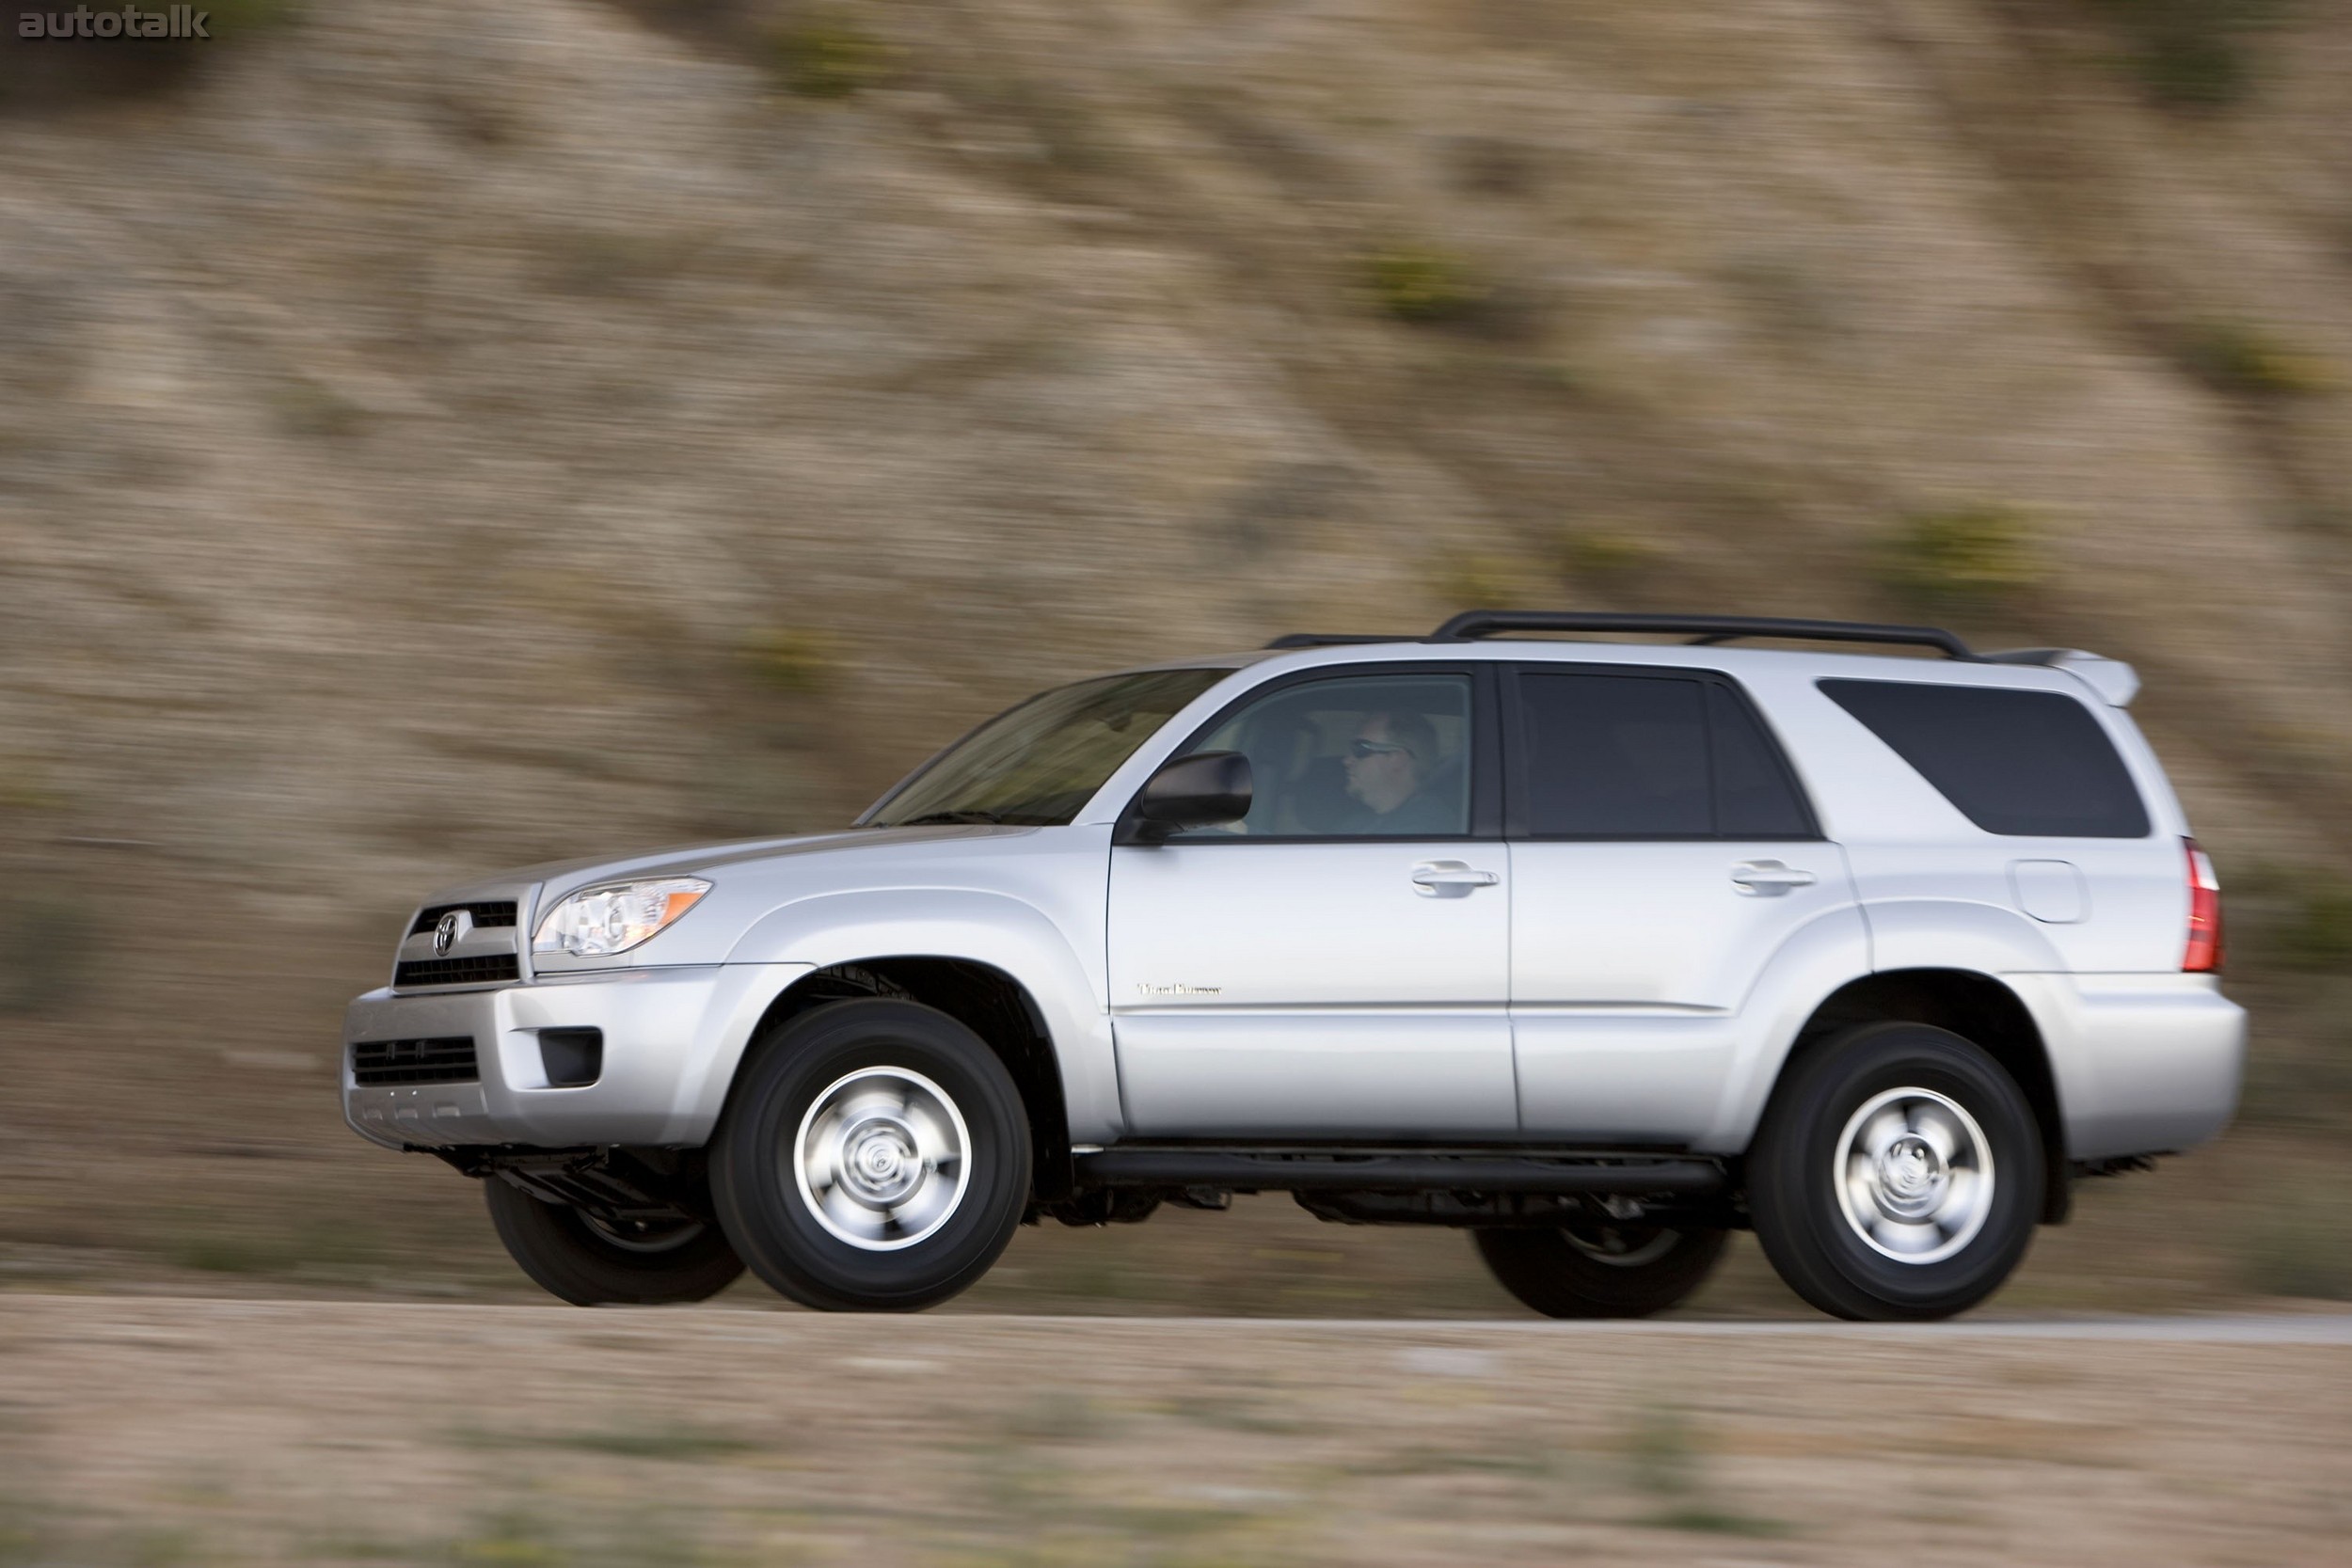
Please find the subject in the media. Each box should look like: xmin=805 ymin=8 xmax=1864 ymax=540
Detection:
xmin=1174 ymin=673 xmax=1473 ymax=838
xmin=1516 ymin=672 xmax=1817 ymax=839
xmin=1820 ymin=679 xmax=2149 ymax=838
xmin=1518 ymin=673 xmax=1711 ymax=837
xmin=1709 ymin=685 xmax=1814 ymax=838
xmin=868 ymin=668 xmax=1228 ymax=827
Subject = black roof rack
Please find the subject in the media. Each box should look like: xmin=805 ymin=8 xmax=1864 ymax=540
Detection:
xmin=1265 ymin=612 xmax=1978 ymax=659
xmin=1263 ymin=633 xmax=1416 ymax=649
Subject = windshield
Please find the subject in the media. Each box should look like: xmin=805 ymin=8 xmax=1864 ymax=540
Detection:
xmin=866 ymin=668 xmax=1231 ymax=828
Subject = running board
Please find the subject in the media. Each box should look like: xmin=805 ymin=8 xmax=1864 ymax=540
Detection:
xmin=1073 ymin=1149 xmax=1725 ymax=1196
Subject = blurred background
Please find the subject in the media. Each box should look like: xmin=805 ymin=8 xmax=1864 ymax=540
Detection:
xmin=1 ymin=0 xmax=2348 ymax=1314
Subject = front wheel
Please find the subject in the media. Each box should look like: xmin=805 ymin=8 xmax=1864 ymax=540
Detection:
xmin=1749 ymin=1022 xmax=2043 ymax=1321
xmin=711 ymin=999 xmax=1031 ymax=1312
xmin=484 ymin=1178 xmax=745 ymax=1307
xmin=1475 ymin=1222 xmax=1728 ymax=1318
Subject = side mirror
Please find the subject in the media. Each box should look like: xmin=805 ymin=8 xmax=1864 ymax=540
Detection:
xmin=1129 ymin=751 xmax=1251 ymax=840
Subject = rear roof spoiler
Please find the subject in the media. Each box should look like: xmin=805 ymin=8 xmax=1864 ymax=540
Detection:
xmin=1979 ymin=647 xmax=2140 ymax=706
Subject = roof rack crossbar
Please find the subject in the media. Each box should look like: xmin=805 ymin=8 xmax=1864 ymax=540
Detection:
xmin=1426 ymin=611 xmax=1977 ymax=660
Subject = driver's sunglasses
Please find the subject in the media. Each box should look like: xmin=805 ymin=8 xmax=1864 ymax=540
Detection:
xmin=1349 ymin=737 xmax=1409 ymax=759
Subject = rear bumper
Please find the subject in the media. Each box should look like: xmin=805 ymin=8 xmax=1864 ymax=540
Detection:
xmin=342 ymin=963 xmax=812 ymax=1150
xmin=2011 ymin=972 xmax=2248 ymax=1162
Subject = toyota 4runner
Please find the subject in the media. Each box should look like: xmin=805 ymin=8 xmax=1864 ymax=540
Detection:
xmin=343 ymin=611 xmax=2245 ymax=1320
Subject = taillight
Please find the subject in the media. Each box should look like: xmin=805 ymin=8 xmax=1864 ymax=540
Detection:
xmin=2183 ymin=838 xmax=2223 ymax=973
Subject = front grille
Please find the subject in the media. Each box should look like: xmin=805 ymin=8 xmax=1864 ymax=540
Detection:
xmin=393 ymin=954 xmax=521 ymax=988
xmin=352 ymin=1037 xmax=478 ymax=1085
xmin=410 ymin=901 xmax=518 ymax=935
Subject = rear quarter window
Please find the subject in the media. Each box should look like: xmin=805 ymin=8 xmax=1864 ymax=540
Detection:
xmin=1819 ymin=678 xmax=2150 ymax=838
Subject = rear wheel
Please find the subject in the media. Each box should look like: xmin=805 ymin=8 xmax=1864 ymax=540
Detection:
xmin=484 ymin=1178 xmax=745 ymax=1307
xmin=711 ymin=999 xmax=1031 ymax=1312
xmin=1749 ymin=1022 xmax=2042 ymax=1321
xmin=1475 ymin=1221 xmax=1729 ymax=1318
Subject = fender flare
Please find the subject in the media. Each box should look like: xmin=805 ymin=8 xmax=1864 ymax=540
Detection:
xmin=709 ymin=888 xmax=1120 ymax=1144
xmin=1699 ymin=898 xmax=2067 ymax=1154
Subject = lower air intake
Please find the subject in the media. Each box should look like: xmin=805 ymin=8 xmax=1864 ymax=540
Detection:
xmin=352 ymin=1037 xmax=479 ymax=1086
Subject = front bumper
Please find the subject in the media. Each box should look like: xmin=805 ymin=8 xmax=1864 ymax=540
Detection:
xmin=342 ymin=963 xmax=811 ymax=1151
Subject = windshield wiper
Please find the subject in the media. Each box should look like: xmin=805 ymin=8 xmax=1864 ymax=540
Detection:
xmin=896 ymin=810 xmax=1007 ymax=826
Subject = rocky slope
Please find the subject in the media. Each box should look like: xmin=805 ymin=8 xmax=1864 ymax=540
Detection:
xmin=0 ymin=0 xmax=2346 ymax=1298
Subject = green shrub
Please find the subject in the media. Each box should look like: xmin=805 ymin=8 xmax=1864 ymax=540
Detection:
xmin=764 ymin=17 xmax=893 ymax=99
xmin=0 ymin=893 xmax=89 ymax=1016
xmin=543 ymin=1424 xmax=756 ymax=1461
xmin=1878 ymin=505 xmax=2042 ymax=610
xmin=449 ymin=1512 xmax=567 ymax=1568
xmin=741 ymin=626 xmax=838 ymax=694
xmin=540 ymin=231 xmax=701 ymax=299
xmin=2092 ymin=0 xmax=2280 ymax=111
xmin=2274 ymin=878 xmax=2352 ymax=971
xmin=1435 ymin=552 xmax=1535 ymax=610
xmin=2178 ymin=320 xmax=2336 ymax=397
xmin=165 ymin=1214 xmax=384 ymax=1277
xmin=2237 ymin=1191 xmax=2352 ymax=1299
xmin=1363 ymin=244 xmax=1492 ymax=325
xmin=1625 ymin=1407 xmax=1784 ymax=1536
xmin=273 ymin=379 xmax=368 ymax=438
xmin=1557 ymin=530 xmax=1661 ymax=583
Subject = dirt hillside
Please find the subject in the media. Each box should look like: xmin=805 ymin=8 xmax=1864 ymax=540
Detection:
xmin=0 ymin=0 xmax=2347 ymax=1305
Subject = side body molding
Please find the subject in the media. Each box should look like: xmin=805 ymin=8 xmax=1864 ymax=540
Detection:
xmin=716 ymin=888 xmax=1120 ymax=1145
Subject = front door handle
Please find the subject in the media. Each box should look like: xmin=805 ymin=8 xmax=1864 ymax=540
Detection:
xmin=1731 ymin=860 xmax=1818 ymax=895
xmin=1412 ymin=861 xmax=1501 ymax=897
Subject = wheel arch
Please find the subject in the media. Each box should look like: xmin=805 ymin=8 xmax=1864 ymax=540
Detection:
xmin=1774 ymin=968 xmax=2072 ymax=1224
xmin=736 ymin=958 xmax=1076 ymax=1204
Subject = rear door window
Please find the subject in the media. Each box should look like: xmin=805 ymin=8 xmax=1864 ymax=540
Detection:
xmin=1513 ymin=670 xmax=1817 ymax=839
xmin=1819 ymin=678 xmax=2150 ymax=838
xmin=1709 ymin=685 xmax=1816 ymax=838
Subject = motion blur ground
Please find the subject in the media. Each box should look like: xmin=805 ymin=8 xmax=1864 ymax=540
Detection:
xmin=3 ymin=1 xmax=2351 ymax=1304
xmin=2 ymin=1297 xmax=2348 ymax=1566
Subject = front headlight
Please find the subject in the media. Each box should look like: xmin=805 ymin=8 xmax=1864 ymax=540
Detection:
xmin=532 ymin=877 xmax=712 ymax=958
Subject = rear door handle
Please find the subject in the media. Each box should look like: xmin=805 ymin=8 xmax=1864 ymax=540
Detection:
xmin=1731 ymin=860 xmax=1817 ymax=895
xmin=1412 ymin=861 xmax=1501 ymax=897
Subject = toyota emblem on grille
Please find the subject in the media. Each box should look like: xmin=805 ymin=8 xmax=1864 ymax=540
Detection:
xmin=433 ymin=911 xmax=468 ymax=958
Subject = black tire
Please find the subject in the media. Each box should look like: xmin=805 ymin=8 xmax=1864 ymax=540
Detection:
xmin=1474 ymin=1223 xmax=1729 ymax=1319
xmin=484 ymin=1178 xmax=745 ymax=1307
xmin=710 ymin=998 xmax=1031 ymax=1312
xmin=1749 ymin=1022 xmax=2043 ymax=1322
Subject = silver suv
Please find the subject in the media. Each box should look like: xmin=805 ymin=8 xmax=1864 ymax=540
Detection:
xmin=343 ymin=612 xmax=2245 ymax=1320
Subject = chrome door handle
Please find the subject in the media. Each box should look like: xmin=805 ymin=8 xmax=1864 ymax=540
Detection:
xmin=1412 ymin=861 xmax=1501 ymax=897
xmin=1731 ymin=861 xmax=1817 ymax=895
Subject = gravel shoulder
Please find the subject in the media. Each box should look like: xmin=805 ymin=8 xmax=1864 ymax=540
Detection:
xmin=3 ymin=1296 xmax=2346 ymax=1566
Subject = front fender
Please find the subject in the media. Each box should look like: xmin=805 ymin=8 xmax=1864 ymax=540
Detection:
xmin=721 ymin=888 xmax=1120 ymax=1144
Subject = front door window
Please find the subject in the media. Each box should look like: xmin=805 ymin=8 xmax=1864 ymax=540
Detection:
xmin=1168 ymin=673 xmax=1473 ymax=839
